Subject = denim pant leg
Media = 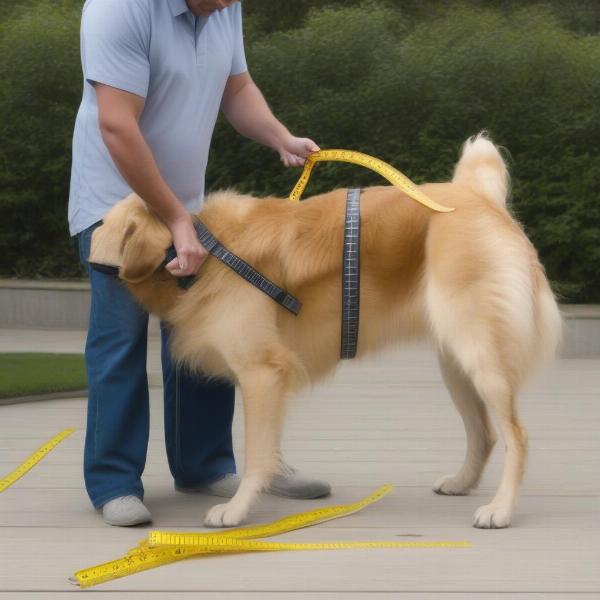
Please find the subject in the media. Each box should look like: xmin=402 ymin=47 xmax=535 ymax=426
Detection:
xmin=161 ymin=322 xmax=236 ymax=486
xmin=78 ymin=223 xmax=150 ymax=508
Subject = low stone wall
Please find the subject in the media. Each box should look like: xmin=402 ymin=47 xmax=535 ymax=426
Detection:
xmin=0 ymin=279 xmax=598 ymax=357
xmin=0 ymin=279 xmax=160 ymax=336
xmin=558 ymin=305 xmax=600 ymax=358
xmin=0 ymin=279 xmax=91 ymax=329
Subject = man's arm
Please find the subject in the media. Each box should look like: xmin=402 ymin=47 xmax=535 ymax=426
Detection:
xmin=95 ymin=83 xmax=207 ymax=276
xmin=221 ymin=72 xmax=319 ymax=166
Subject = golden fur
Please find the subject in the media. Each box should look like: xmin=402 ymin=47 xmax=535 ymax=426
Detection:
xmin=90 ymin=134 xmax=562 ymax=528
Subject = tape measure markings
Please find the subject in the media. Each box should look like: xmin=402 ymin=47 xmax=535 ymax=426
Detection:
xmin=0 ymin=427 xmax=75 ymax=493
xmin=289 ymin=149 xmax=454 ymax=213
xmin=147 ymin=538 xmax=473 ymax=552
xmin=75 ymin=484 xmax=395 ymax=587
xmin=73 ymin=484 xmax=472 ymax=589
xmin=75 ymin=538 xmax=472 ymax=588
xmin=149 ymin=483 xmax=394 ymax=546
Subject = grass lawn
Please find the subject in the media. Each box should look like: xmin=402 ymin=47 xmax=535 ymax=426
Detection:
xmin=0 ymin=353 xmax=87 ymax=399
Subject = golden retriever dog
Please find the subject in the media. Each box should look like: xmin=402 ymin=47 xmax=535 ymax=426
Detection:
xmin=90 ymin=134 xmax=562 ymax=529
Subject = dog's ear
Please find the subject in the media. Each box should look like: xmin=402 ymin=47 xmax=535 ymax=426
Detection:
xmin=120 ymin=214 xmax=169 ymax=284
xmin=90 ymin=222 xmax=124 ymax=269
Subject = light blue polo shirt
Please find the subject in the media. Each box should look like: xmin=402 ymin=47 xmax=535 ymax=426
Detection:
xmin=68 ymin=0 xmax=247 ymax=236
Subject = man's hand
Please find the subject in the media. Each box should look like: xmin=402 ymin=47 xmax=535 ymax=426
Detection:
xmin=165 ymin=215 xmax=209 ymax=277
xmin=278 ymin=135 xmax=320 ymax=167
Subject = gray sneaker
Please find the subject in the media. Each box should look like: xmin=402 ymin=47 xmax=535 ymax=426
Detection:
xmin=175 ymin=466 xmax=331 ymax=500
xmin=175 ymin=473 xmax=240 ymax=498
xmin=268 ymin=465 xmax=331 ymax=499
xmin=101 ymin=495 xmax=152 ymax=527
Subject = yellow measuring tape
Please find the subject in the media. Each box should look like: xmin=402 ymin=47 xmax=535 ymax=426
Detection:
xmin=0 ymin=427 xmax=74 ymax=493
xmin=289 ymin=149 xmax=454 ymax=212
xmin=72 ymin=484 xmax=471 ymax=588
xmin=0 ymin=422 xmax=469 ymax=588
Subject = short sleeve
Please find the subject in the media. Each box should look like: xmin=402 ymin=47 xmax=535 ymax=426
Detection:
xmin=81 ymin=0 xmax=151 ymax=98
xmin=230 ymin=3 xmax=248 ymax=75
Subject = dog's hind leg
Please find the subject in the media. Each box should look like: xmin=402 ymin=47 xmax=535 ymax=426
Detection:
xmin=433 ymin=348 xmax=497 ymax=496
xmin=426 ymin=282 xmax=528 ymax=527
xmin=469 ymin=371 xmax=528 ymax=528
xmin=204 ymin=346 xmax=304 ymax=527
xmin=438 ymin=338 xmax=527 ymax=528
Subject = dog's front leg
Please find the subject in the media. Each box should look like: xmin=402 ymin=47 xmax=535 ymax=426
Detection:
xmin=204 ymin=361 xmax=289 ymax=527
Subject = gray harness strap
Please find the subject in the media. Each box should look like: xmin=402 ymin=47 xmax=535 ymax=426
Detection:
xmin=192 ymin=219 xmax=302 ymax=316
xmin=340 ymin=188 xmax=361 ymax=359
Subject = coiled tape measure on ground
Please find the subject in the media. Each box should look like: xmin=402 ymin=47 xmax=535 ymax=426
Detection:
xmin=289 ymin=149 xmax=455 ymax=212
xmin=72 ymin=484 xmax=472 ymax=588
xmin=0 ymin=427 xmax=74 ymax=493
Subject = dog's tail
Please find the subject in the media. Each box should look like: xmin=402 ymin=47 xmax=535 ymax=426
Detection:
xmin=451 ymin=132 xmax=509 ymax=208
xmin=426 ymin=132 xmax=562 ymax=390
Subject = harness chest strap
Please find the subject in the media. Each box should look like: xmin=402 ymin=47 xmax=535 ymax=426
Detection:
xmin=187 ymin=219 xmax=302 ymax=316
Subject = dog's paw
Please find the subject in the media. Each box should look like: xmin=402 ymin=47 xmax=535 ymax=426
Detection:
xmin=473 ymin=503 xmax=512 ymax=529
xmin=204 ymin=502 xmax=248 ymax=528
xmin=433 ymin=474 xmax=472 ymax=496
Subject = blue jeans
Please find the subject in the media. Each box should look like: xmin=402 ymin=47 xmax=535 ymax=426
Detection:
xmin=77 ymin=222 xmax=236 ymax=509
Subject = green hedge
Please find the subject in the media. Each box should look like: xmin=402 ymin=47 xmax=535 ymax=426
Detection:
xmin=0 ymin=0 xmax=82 ymax=278
xmin=1 ymin=1 xmax=599 ymax=301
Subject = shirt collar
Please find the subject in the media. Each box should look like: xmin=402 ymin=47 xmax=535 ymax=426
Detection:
xmin=168 ymin=0 xmax=189 ymax=16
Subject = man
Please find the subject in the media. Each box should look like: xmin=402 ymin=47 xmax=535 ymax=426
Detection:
xmin=69 ymin=0 xmax=330 ymax=527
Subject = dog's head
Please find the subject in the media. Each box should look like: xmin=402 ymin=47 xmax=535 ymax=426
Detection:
xmin=89 ymin=194 xmax=172 ymax=284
